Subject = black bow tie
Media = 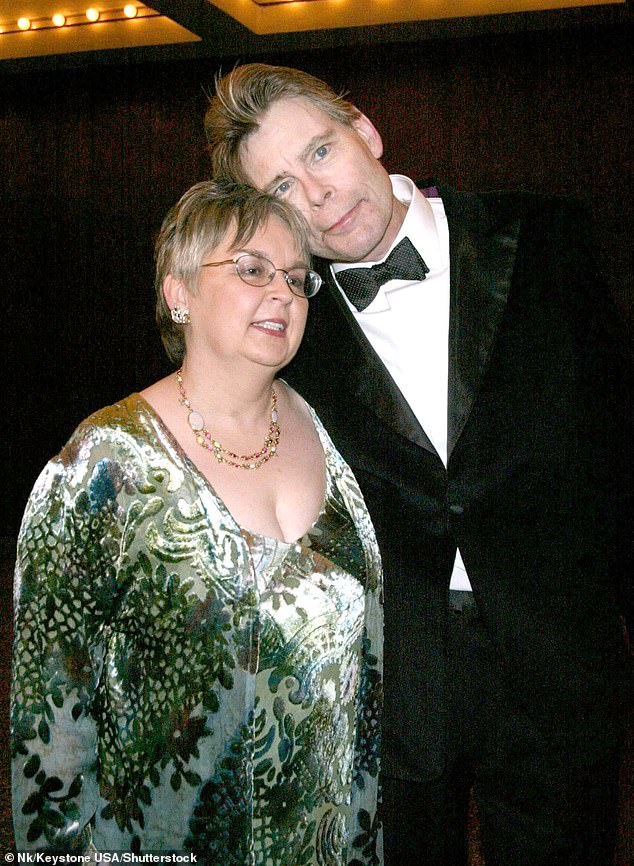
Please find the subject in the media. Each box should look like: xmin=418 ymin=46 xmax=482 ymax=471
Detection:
xmin=336 ymin=237 xmax=429 ymax=311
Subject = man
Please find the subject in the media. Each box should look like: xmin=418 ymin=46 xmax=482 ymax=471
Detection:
xmin=205 ymin=64 xmax=630 ymax=865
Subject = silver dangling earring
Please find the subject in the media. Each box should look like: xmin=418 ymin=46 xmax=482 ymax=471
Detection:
xmin=171 ymin=306 xmax=191 ymax=325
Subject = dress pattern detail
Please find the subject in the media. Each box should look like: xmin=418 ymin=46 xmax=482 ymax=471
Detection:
xmin=11 ymin=392 xmax=383 ymax=865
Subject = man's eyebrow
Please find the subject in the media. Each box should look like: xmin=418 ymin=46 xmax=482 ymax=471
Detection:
xmin=263 ymin=172 xmax=289 ymax=195
xmin=299 ymin=130 xmax=334 ymax=164
xmin=262 ymin=130 xmax=335 ymax=193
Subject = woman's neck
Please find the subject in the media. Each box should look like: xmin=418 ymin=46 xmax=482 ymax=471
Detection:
xmin=178 ymin=356 xmax=277 ymax=427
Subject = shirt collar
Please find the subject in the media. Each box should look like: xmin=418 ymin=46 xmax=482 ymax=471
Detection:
xmin=331 ymin=176 xmax=443 ymax=273
xmin=330 ymin=175 xmax=443 ymax=311
xmin=387 ymin=175 xmax=443 ymax=272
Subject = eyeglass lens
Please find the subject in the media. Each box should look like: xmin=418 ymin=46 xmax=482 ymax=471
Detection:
xmin=235 ymin=255 xmax=320 ymax=298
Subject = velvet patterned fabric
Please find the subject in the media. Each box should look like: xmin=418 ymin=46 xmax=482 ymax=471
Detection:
xmin=10 ymin=393 xmax=383 ymax=863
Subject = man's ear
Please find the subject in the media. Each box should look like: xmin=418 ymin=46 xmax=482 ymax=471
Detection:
xmin=163 ymin=274 xmax=188 ymax=312
xmin=351 ymin=112 xmax=384 ymax=160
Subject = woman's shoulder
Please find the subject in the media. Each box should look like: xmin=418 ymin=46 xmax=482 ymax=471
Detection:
xmin=72 ymin=392 xmax=150 ymax=437
xmin=276 ymin=379 xmax=343 ymax=467
xmin=53 ymin=392 xmax=169 ymax=485
xmin=19 ymin=395 xmax=150 ymax=539
xmin=276 ymin=379 xmax=329 ymax=444
xmin=63 ymin=393 xmax=157 ymax=450
xmin=276 ymin=379 xmax=321 ymax=422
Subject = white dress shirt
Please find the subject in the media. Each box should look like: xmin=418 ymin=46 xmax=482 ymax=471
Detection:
xmin=331 ymin=175 xmax=472 ymax=591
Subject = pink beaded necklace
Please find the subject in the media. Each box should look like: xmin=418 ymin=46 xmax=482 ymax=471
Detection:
xmin=176 ymin=369 xmax=280 ymax=470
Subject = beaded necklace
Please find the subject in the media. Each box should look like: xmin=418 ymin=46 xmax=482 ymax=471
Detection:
xmin=177 ymin=369 xmax=280 ymax=470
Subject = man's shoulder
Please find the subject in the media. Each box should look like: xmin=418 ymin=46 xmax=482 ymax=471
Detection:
xmin=433 ymin=181 xmax=584 ymax=226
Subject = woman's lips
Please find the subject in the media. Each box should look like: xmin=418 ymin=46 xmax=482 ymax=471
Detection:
xmin=251 ymin=319 xmax=287 ymax=336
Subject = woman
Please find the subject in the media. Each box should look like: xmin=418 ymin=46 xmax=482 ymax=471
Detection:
xmin=11 ymin=182 xmax=383 ymax=864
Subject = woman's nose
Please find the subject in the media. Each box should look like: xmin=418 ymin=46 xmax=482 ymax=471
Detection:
xmin=267 ymin=271 xmax=295 ymax=301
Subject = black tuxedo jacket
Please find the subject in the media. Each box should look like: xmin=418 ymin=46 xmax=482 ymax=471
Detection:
xmin=283 ymin=185 xmax=630 ymax=782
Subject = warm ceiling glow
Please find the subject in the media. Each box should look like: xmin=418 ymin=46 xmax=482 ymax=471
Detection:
xmin=0 ymin=7 xmax=159 ymax=36
xmin=0 ymin=4 xmax=202 ymax=60
xmin=251 ymin=0 xmax=324 ymax=4
xmin=210 ymin=0 xmax=628 ymax=36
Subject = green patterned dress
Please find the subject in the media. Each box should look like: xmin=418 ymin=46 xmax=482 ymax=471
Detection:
xmin=11 ymin=392 xmax=383 ymax=864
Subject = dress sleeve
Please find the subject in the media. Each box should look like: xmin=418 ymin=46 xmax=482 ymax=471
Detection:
xmin=312 ymin=407 xmax=385 ymax=862
xmin=11 ymin=458 xmax=105 ymax=852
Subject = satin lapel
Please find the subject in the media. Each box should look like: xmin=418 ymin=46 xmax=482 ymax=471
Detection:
xmin=320 ymin=267 xmax=436 ymax=452
xmin=441 ymin=186 xmax=520 ymax=456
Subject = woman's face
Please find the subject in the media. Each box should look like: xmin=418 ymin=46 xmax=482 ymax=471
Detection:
xmin=180 ymin=217 xmax=310 ymax=375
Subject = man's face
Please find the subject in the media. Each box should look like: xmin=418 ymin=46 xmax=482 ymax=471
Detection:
xmin=239 ymin=97 xmax=407 ymax=263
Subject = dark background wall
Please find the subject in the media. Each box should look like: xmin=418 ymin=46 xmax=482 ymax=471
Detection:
xmin=0 ymin=18 xmax=632 ymax=858
xmin=1 ymin=22 xmax=631 ymax=538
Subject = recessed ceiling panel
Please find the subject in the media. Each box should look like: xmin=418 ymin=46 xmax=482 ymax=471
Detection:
xmin=208 ymin=0 xmax=626 ymax=35
xmin=0 ymin=3 xmax=200 ymax=60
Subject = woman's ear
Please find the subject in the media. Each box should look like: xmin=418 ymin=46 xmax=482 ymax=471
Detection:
xmin=351 ymin=112 xmax=384 ymax=160
xmin=163 ymin=274 xmax=188 ymax=313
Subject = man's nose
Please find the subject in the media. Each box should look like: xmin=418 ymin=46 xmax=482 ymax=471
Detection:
xmin=301 ymin=174 xmax=332 ymax=208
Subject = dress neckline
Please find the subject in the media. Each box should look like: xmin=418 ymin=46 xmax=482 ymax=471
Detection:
xmin=128 ymin=391 xmax=329 ymax=546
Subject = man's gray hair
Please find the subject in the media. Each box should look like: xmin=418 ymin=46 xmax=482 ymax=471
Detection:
xmin=205 ymin=63 xmax=360 ymax=182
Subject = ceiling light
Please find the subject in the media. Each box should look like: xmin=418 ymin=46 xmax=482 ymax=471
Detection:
xmin=17 ymin=17 xmax=31 ymax=30
xmin=123 ymin=4 xmax=138 ymax=17
xmin=52 ymin=14 xmax=67 ymax=27
xmin=85 ymin=8 xmax=100 ymax=22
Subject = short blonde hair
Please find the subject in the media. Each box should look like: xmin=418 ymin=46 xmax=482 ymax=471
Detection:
xmin=155 ymin=180 xmax=311 ymax=364
xmin=205 ymin=63 xmax=360 ymax=182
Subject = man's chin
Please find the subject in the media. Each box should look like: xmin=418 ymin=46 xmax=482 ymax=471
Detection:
xmin=311 ymin=235 xmax=379 ymax=264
